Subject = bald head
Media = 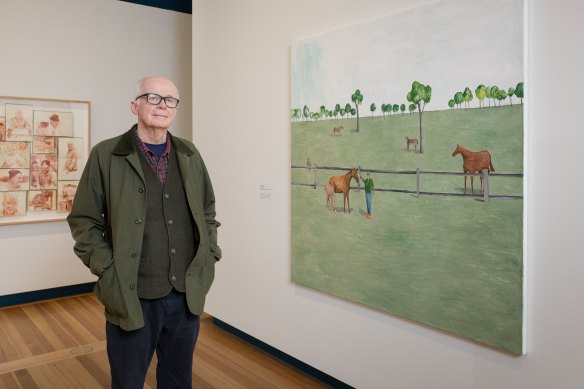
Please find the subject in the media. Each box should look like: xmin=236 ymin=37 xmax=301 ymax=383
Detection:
xmin=135 ymin=76 xmax=179 ymax=100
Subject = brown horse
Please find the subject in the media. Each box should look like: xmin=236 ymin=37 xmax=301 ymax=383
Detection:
xmin=451 ymin=144 xmax=495 ymax=193
xmin=328 ymin=168 xmax=360 ymax=213
xmin=331 ymin=126 xmax=343 ymax=136
xmin=324 ymin=182 xmax=336 ymax=212
xmin=405 ymin=136 xmax=418 ymax=151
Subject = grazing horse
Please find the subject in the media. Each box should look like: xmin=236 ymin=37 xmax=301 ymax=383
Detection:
xmin=451 ymin=144 xmax=495 ymax=194
xmin=331 ymin=126 xmax=343 ymax=136
xmin=405 ymin=136 xmax=418 ymax=151
xmin=324 ymin=182 xmax=336 ymax=212
xmin=328 ymin=168 xmax=360 ymax=213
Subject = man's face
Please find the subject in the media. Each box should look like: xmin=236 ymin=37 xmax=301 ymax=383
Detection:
xmin=131 ymin=77 xmax=178 ymax=131
xmin=3 ymin=196 xmax=18 ymax=213
xmin=9 ymin=172 xmax=22 ymax=184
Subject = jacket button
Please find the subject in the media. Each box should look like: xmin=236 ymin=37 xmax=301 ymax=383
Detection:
xmin=135 ymin=218 xmax=142 ymax=224
xmin=164 ymin=193 xmax=170 ymax=199
xmin=170 ymin=275 xmax=176 ymax=282
xmin=138 ymin=187 xmax=144 ymax=193
xmin=170 ymin=248 xmax=176 ymax=255
xmin=167 ymin=219 xmax=173 ymax=225
xmin=129 ymin=283 xmax=135 ymax=290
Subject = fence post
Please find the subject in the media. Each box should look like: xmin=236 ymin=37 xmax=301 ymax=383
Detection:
xmin=416 ymin=168 xmax=420 ymax=197
xmin=482 ymin=169 xmax=489 ymax=201
xmin=313 ymin=164 xmax=317 ymax=189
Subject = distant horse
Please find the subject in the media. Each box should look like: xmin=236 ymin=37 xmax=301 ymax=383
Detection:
xmin=324 ymin=182 xmax=336 ymax=212
xmin=451 ymin=144 xmax=495 ymax=194
xmin=405 ymin=136 xmax=418 ymax=151
xmin=328 ymin=168 xmax=360 ymax=213
xmin=331 ymin=126 xmax=343 ymax=136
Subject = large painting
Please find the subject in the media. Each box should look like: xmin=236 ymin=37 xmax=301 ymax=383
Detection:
xmin=291 ymin=0 xmax=525 ymax=354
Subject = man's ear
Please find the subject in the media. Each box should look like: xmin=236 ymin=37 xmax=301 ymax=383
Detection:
xmin=130 ymin=101 xmax=138 ymax=115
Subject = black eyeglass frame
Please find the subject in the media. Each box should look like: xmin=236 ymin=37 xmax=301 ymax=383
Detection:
xmin=135 ymin=93 xmax=180 ymax=108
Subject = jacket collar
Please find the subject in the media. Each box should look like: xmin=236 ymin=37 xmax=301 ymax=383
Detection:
xmin=112 ymin=124 xmax=194 ymax=157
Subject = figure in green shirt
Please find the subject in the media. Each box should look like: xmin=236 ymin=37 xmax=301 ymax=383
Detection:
xmin=363 ymin=172 xmax=374 ymax=219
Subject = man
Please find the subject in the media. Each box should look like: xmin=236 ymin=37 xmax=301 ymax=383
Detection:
xmin=7 ymin=169 xmax=23 ymax=190
xmin=38 ymin=159 xmax=57 ymax=189
xmin=64 ymin=141 xmax=78 ymax=174
xmin=1 ymin=193 xmax=21 ymax=216
xmin=67 ymin=76 xmax=221 ymax=389
xmin=363 ymin=171 xmax=374 ymax=219
xmin=48 ymin=114 xmax=61 ymax=135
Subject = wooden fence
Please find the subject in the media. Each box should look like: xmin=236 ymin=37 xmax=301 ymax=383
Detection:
xmin=291 ymin=164 xmax=523 ymax=201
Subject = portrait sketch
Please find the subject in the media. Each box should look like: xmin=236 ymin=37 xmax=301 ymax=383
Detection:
xmin=5 ymin=104 xmax=33 ymax=142
xmin=30 ymin=154 xmax=58 ymax=190
xmin=57 ymin=137 xmax=82 ymax=180
xmin=0 ymin=117 xmax=5 ymax=141
xmin=0 ymin=168 xmax=30 ymax=191
xmin=0 ymin=142 xmax=30 ymax=169
xmin=28 ymin=190 xmax=57 ymax=212
xmin=57 ymin=181 xmax=78 ymax=213
xmin=34 ymin=110 xmax=74 ymax=137
xmin=33 ymin=136 xmax=57 ymax=154
xmin=0 ymin=191 xmax=27 ymax=217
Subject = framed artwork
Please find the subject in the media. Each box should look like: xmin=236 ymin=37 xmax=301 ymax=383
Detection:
xmin=291 ymin=0 xmax=525 ymax=354
xmin=0 ymin=96 xmax=90 ymax=225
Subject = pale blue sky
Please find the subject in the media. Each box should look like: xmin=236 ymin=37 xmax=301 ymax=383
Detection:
xmin=291 ymin=0 xmax=523 ymax=112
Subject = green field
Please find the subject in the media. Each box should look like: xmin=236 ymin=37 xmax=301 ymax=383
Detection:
xmin=291 ymin=105 xmax=524 ymax=354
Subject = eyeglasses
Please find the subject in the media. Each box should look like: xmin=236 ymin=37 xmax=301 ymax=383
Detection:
xmin=135 ymin=93 xmax=180 ymax=108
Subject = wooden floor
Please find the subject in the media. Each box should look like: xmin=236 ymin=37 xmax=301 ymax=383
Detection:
xmin=0 ymin=294 xmax=331 ymax=388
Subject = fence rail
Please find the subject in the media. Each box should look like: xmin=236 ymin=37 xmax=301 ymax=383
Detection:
xmin=291 ymin=164 xmax=523 ymax=201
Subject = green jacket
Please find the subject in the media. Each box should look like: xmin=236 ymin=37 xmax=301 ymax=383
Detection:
xmin=67 ymin=126 xmax=221 ymax=331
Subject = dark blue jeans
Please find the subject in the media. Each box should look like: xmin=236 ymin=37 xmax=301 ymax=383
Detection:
xmin=106 ymin=290 xmax=200 ymax=389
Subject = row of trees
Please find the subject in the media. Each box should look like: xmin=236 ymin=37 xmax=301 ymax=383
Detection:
xmin=448 ymin=82 xmax=524 ymax=109
xmin=293 ymin=80 xmax=523 ymax=154
xmin=372 ymin=103 xmax=418 ymax=118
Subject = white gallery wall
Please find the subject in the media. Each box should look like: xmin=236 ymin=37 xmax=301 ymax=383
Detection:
xmin=194 ymin=0 xmax=584 ymax=387
xmin=0 ymin=0 xmax=192 ymax=295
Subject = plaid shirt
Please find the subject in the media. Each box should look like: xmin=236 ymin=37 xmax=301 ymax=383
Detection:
xmin=134 ymin=129 xmax=171 ymax=184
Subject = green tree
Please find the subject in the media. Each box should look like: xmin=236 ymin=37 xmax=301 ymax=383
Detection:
xmin=454 ymin=91 xmax=463 ymax=110
xmin=462 ymin=87 xmax=473 ymax=109
xmin=406 ymin=81 xmax=432 ymax=153
xmin=408 ymin=103 xmax=416 ymax=115
xmin=351 ymin=89 xmax=364 ymax=131
xmin=485 ymin=86 xmax=493 ymax=107
xmin=400 ymin=103 xmax=406 ymax=115
xmin=392 ymin=104 xmax=399 ymax=115
xmin=345 ymin=103 xmax=352 ymax=116
xmin=496 ymin=89 xmax=508 ymax=106
xmin=303 ymin=105 xmax=310 ymax=121
xmin=381 ymin=104 xmax=388 ymax=119
xmin=339 ymin=108 xmax=346 ymax=119
xmin=320 ymin=105 xmax=326 ymax=121
xmin=334 ymin=104 xmax=341 ymax=120
xmin=448 ymin=99 xmax=455 ymax=109
xmin=507 ymin=87 xmax=516 ymax=106
xmin=291 ymin=108 xmax=301 ymax=122
xmin=515 ymin=82 xmax=524 ymax=104
xmin=370 ymin=102 xmax=376 ymax=117
xmin=490 ymin=86 xmax=500 ymax=107
xmin=475 ymin=84 xmax=487 ymax=108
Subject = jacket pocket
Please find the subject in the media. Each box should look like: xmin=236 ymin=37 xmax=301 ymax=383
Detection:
xmin=94 ymin=257 xmax=129 ymax=319
xmin=201 ymin=251 xmax=216 ymax=294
